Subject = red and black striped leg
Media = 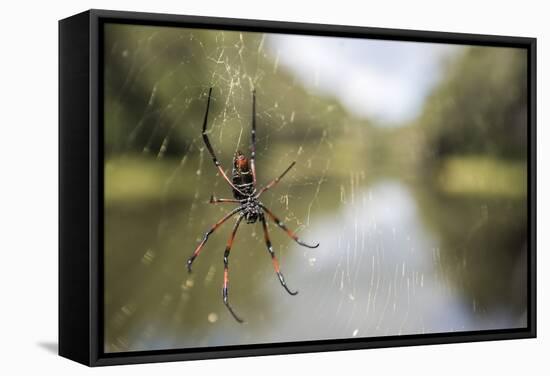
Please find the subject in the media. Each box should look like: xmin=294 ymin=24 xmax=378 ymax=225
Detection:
xmin=209 ymin=195 xmax=243 ymax=204
xmin=187 ymin=206 xmax=242 ymax=272
xmin=260 ymin=205 xmax=319 ymax=249
xmin=250 ymin=89 xmax=257 ymax=185
xmin=223 ymin=214 xmax=245 ymax=323
xmin=201 ymin=87 xmax=245 ymax=196
xmin=260 ymin=214 xmax=298 ymax=295
xmin=256 ymin=161 xmax=296 ymax=197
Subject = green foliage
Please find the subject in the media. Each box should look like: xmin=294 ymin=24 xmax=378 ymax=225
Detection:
xmin=437 ymin=155 xmax=527 ymax=197
xmin=417 ymin=46 xmax=528 ymax=161
xmin=103 ymin=24 xmax=355 ymax=159
xmin=102 ymin=27 xmax=530 ymax=348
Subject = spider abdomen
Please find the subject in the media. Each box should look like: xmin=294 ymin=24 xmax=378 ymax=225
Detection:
xmin=232 ymin=173 xmax=255 ymax=199
xmin=188 ymin=88 xmax=319 ymax=323
xmin=232 ymin=151 xmax=255 ymax=200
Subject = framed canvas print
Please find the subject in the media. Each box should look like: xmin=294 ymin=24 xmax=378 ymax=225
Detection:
xmin=59 ymin=9 xmax=536 ymax=366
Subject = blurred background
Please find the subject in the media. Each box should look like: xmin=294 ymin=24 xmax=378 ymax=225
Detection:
xmin=103 ymin=23 xmax=528 ymax=352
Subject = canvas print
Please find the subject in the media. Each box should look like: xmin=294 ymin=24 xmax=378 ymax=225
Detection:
xmin=103 ymin=23 xmax=528 ymax=353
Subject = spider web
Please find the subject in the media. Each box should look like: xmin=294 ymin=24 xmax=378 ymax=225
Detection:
xmin=103 ymin=24 xmax=527 ymax=352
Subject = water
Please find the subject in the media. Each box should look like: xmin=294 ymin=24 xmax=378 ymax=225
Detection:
xmin=104 ymin=169 xmax=527 ymax=352
xmin=102 ymin=24 xmax=528 ymax=353
xmin=258 ymin=180 xmax=524 ymax=343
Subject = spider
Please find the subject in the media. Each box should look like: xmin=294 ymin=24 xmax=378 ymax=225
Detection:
xmin=186 ymin=87 xmax=319 ymax=323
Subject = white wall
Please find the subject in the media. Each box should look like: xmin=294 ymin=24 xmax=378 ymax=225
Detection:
xmin=1 ymin=0 xmax=546 ymax=374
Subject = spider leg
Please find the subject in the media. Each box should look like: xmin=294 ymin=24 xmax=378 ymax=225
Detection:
xmin=260 ymin=204 xmax=319 ymax=249
xmin=201 ymin=87 xmax=245 ymax=196
xmin=209 ymin=195 xmax=244 ymax=204
xmin=250 ymin=89 xmax=257 ymax=185
xmin=256 ymin=161 xmax=296 ymax=197
xmin=260 ymin=214 xmax=298 ymax=295
xmin=223 ymin=214 xmax=245 ymax=323
xmin=187 ymin=206 xmax=243 ymax=272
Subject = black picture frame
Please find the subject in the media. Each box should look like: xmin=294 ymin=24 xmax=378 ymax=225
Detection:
xmin=59 ymin=8 xmax=537 ymax=367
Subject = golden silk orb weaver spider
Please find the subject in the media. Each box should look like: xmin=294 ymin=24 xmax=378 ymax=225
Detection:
xmin=187 ymin=88 xmax=319 ymax=323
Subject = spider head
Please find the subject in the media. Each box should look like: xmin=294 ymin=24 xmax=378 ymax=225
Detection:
xmin=234 ymin=150 xmax=250 ymax=173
